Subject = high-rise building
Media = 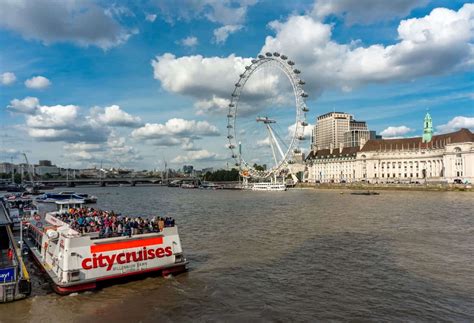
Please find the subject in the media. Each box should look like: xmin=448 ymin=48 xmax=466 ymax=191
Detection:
xmin=313 ymin=112 xmax=375 ymax=149
xmin=344 ymin=120 xmax=370 ymax=148
xmin=39 ymin=160 xmax=52 ymax=166
xmin=314 ymin=112 xmax=352 ymax=150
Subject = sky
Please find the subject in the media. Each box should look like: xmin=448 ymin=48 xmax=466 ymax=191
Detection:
xmin=0 ymin=0 xmax=473 ymax=170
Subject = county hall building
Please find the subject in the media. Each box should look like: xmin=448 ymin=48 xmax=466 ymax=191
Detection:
xmin=305 ymin=113 xmax=474 ymax=184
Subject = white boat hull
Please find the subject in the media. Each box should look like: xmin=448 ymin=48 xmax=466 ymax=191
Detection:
xmin=251 ymin=183 xmax=287 ymax=191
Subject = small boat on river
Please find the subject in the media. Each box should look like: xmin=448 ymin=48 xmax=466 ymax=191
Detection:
xmin=350 ymin=191 xmax=380 ymax=196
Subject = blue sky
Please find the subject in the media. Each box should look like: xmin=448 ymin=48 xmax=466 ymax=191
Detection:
xmin=0 ymin=0 xmax=473 ymax=170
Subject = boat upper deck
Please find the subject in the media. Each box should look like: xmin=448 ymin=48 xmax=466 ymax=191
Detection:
xmin=38 ymin=206 xmax=176 ymax=240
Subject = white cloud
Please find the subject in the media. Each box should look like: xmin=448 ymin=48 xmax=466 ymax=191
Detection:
xmin=146 ymin=14 xmax=157 ymax=22
xmin=0 ymin=0 xmax=133 ymax=50
xmin=151 ymin=53 xmax=284 ymax=115
xmin=106 ymin=133 xmax=142 ymax=162
xmin=7 ymin=97 xmax=109 ymax=143
xmin=312 ymin=0 xmax=429 ymax=25
xmin=195 ymin=95 xmax=230 ymax=115
xmin=255 ymin=136 xmax=271 ymax=148
xmin=152 ymin=53 xmax=250 ymax=99
xmin=0 ymin=72 xmax=16 ymax=85
xmin=0 ymin=148 xmax=22 ymax=158
xmin=436 ymin=116 xmax=474 ymax=134
xmin=213 ymin=25 xmax=243 ymax=44
xmin=68 ymin=150 xmax=94 ymax=161
xmin=26 ymin=105 xmax=78 ymax=129
xmin=152 ymin=4 xmax=474 ymax=112
xmin=287 ymin=122 xmax=313 ymax=139
xmin=380 ymin=125 xmax=413 ymax=138
xmin=171 ymin=149 xmax=222 ymax=163
xmin=64 ymin=142 xmax=103 ymax=152
xmin=62 ymin=134 xmax=142 ymax=165
xmin=95 ymin=105 xmax=142 ymax=127
xmin=156 ymin=0 xmax=257 ymax=26
xmin=179 ymin=36 xmax=198 ymax=47
xmin=132 ymin=118 xmax=219 ymax=152
xmin=7 ymin=97 xmax=39 ymax=114
xmin=27 ymin=128 xmax=73 ymax=140
xmin=25 ymin=76 xmax=51 ymax=89
xmin=132 ymin=118 xmax=220 ymax=139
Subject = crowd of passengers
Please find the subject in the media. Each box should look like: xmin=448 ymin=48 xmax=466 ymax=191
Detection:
xmin=55 ymin=207 xmax=175 ymax=237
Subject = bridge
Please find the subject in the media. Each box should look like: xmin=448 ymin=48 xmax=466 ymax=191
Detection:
xmin=35 ymin=177 xmax=200 ymax=187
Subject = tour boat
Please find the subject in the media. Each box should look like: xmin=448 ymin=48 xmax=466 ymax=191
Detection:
xmin=24 ymin=201 xmax=188 ymax=295
xmin=180 ymin=183 xmax=197 ymax=189
xmin=251 ymin=182 xmax=287 ymax=191
xmin=199 ymin=182 xmax=223 ymax=190
xmin=59 ymin=191 xmax=97 ymax=203
xmin=36 ymin=192 xmax=97 ymax=204
xmin=1 ymin=194 xmax=38 ymax=231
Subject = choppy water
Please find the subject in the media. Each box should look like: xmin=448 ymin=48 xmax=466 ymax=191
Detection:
xmin=1 ymin=187 xmax=473 ymax=322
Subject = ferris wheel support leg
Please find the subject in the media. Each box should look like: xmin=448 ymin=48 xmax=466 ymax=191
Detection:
xmin=266 ymin=125 xmax=279 ymax=167
xmin=291 ymin=172 xmax=299 ymax=183
xmin=267 ymin=124 xmax=285 ymax=160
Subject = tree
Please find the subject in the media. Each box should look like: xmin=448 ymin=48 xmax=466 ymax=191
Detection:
xmin=202 ymin=168 xmax=239 ymax=181
xmin=253 ymin=163 xmax=268 ymax=171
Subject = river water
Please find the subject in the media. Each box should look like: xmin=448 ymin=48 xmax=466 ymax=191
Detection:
xmin=1 ymin=187 xmax=473 ymax=322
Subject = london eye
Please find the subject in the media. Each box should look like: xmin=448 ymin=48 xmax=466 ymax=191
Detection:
xmin=226 ymin=52 xmax=309 ymax=182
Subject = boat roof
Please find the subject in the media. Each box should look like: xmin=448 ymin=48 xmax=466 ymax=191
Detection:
xmin=55 ymin=199 xmax=85 ymax=205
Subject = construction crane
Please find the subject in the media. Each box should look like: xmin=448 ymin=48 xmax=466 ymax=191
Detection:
xmin=22 ymin=153 xmax=39 ymax=194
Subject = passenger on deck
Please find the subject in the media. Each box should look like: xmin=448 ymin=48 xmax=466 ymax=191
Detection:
xmin=55 ymin=207 xmax=176 ymax=238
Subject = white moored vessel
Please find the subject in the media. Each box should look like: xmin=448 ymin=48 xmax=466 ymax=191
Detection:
xmin=24 ymin=201 xmax=187 ymax=294
xmin=251 ymin=182 xmax=287 ymax=191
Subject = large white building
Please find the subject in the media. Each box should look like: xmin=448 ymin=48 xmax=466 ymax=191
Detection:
xmin=306 ymin=116 xmax=474 ymax=184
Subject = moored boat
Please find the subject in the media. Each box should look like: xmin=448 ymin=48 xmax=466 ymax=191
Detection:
xmin=36 ymin=191 xmax=97 ymax=204
xmin=1 ymin=194 xmax=38 ymax=231
xmin=24 ymin=201 xmax=187 ymax=294
xmin=0 ymin=200 xmax=31 ymax=302
xmin=181 ymin=183 xmax=197 ymax=189
xmin=251 ymin=182 xmax=287 ymax=191
xmin=199 ymin=182 xmax=223 ymax=190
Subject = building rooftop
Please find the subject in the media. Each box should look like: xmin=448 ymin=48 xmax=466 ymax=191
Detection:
xmin=360 ymin=128 xmax=473 ymax=152
xmin=317 ymin=111 xmax=351 ymax=119
xmin=307 ymin=128 xmax=473 ymax=160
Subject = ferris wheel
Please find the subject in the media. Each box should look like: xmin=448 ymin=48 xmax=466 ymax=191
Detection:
xmin=226 ymin=52 xmax=309 ymax=180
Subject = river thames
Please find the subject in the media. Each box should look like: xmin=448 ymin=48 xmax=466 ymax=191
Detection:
xmin=1 ymin=187 xmax=473 ymax=322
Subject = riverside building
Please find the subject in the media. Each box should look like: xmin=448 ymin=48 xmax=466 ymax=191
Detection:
xmin=311 ymin=112 xmax=376 ymax=150
xmin=306 ymin=113 xmax=474 ymax=184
